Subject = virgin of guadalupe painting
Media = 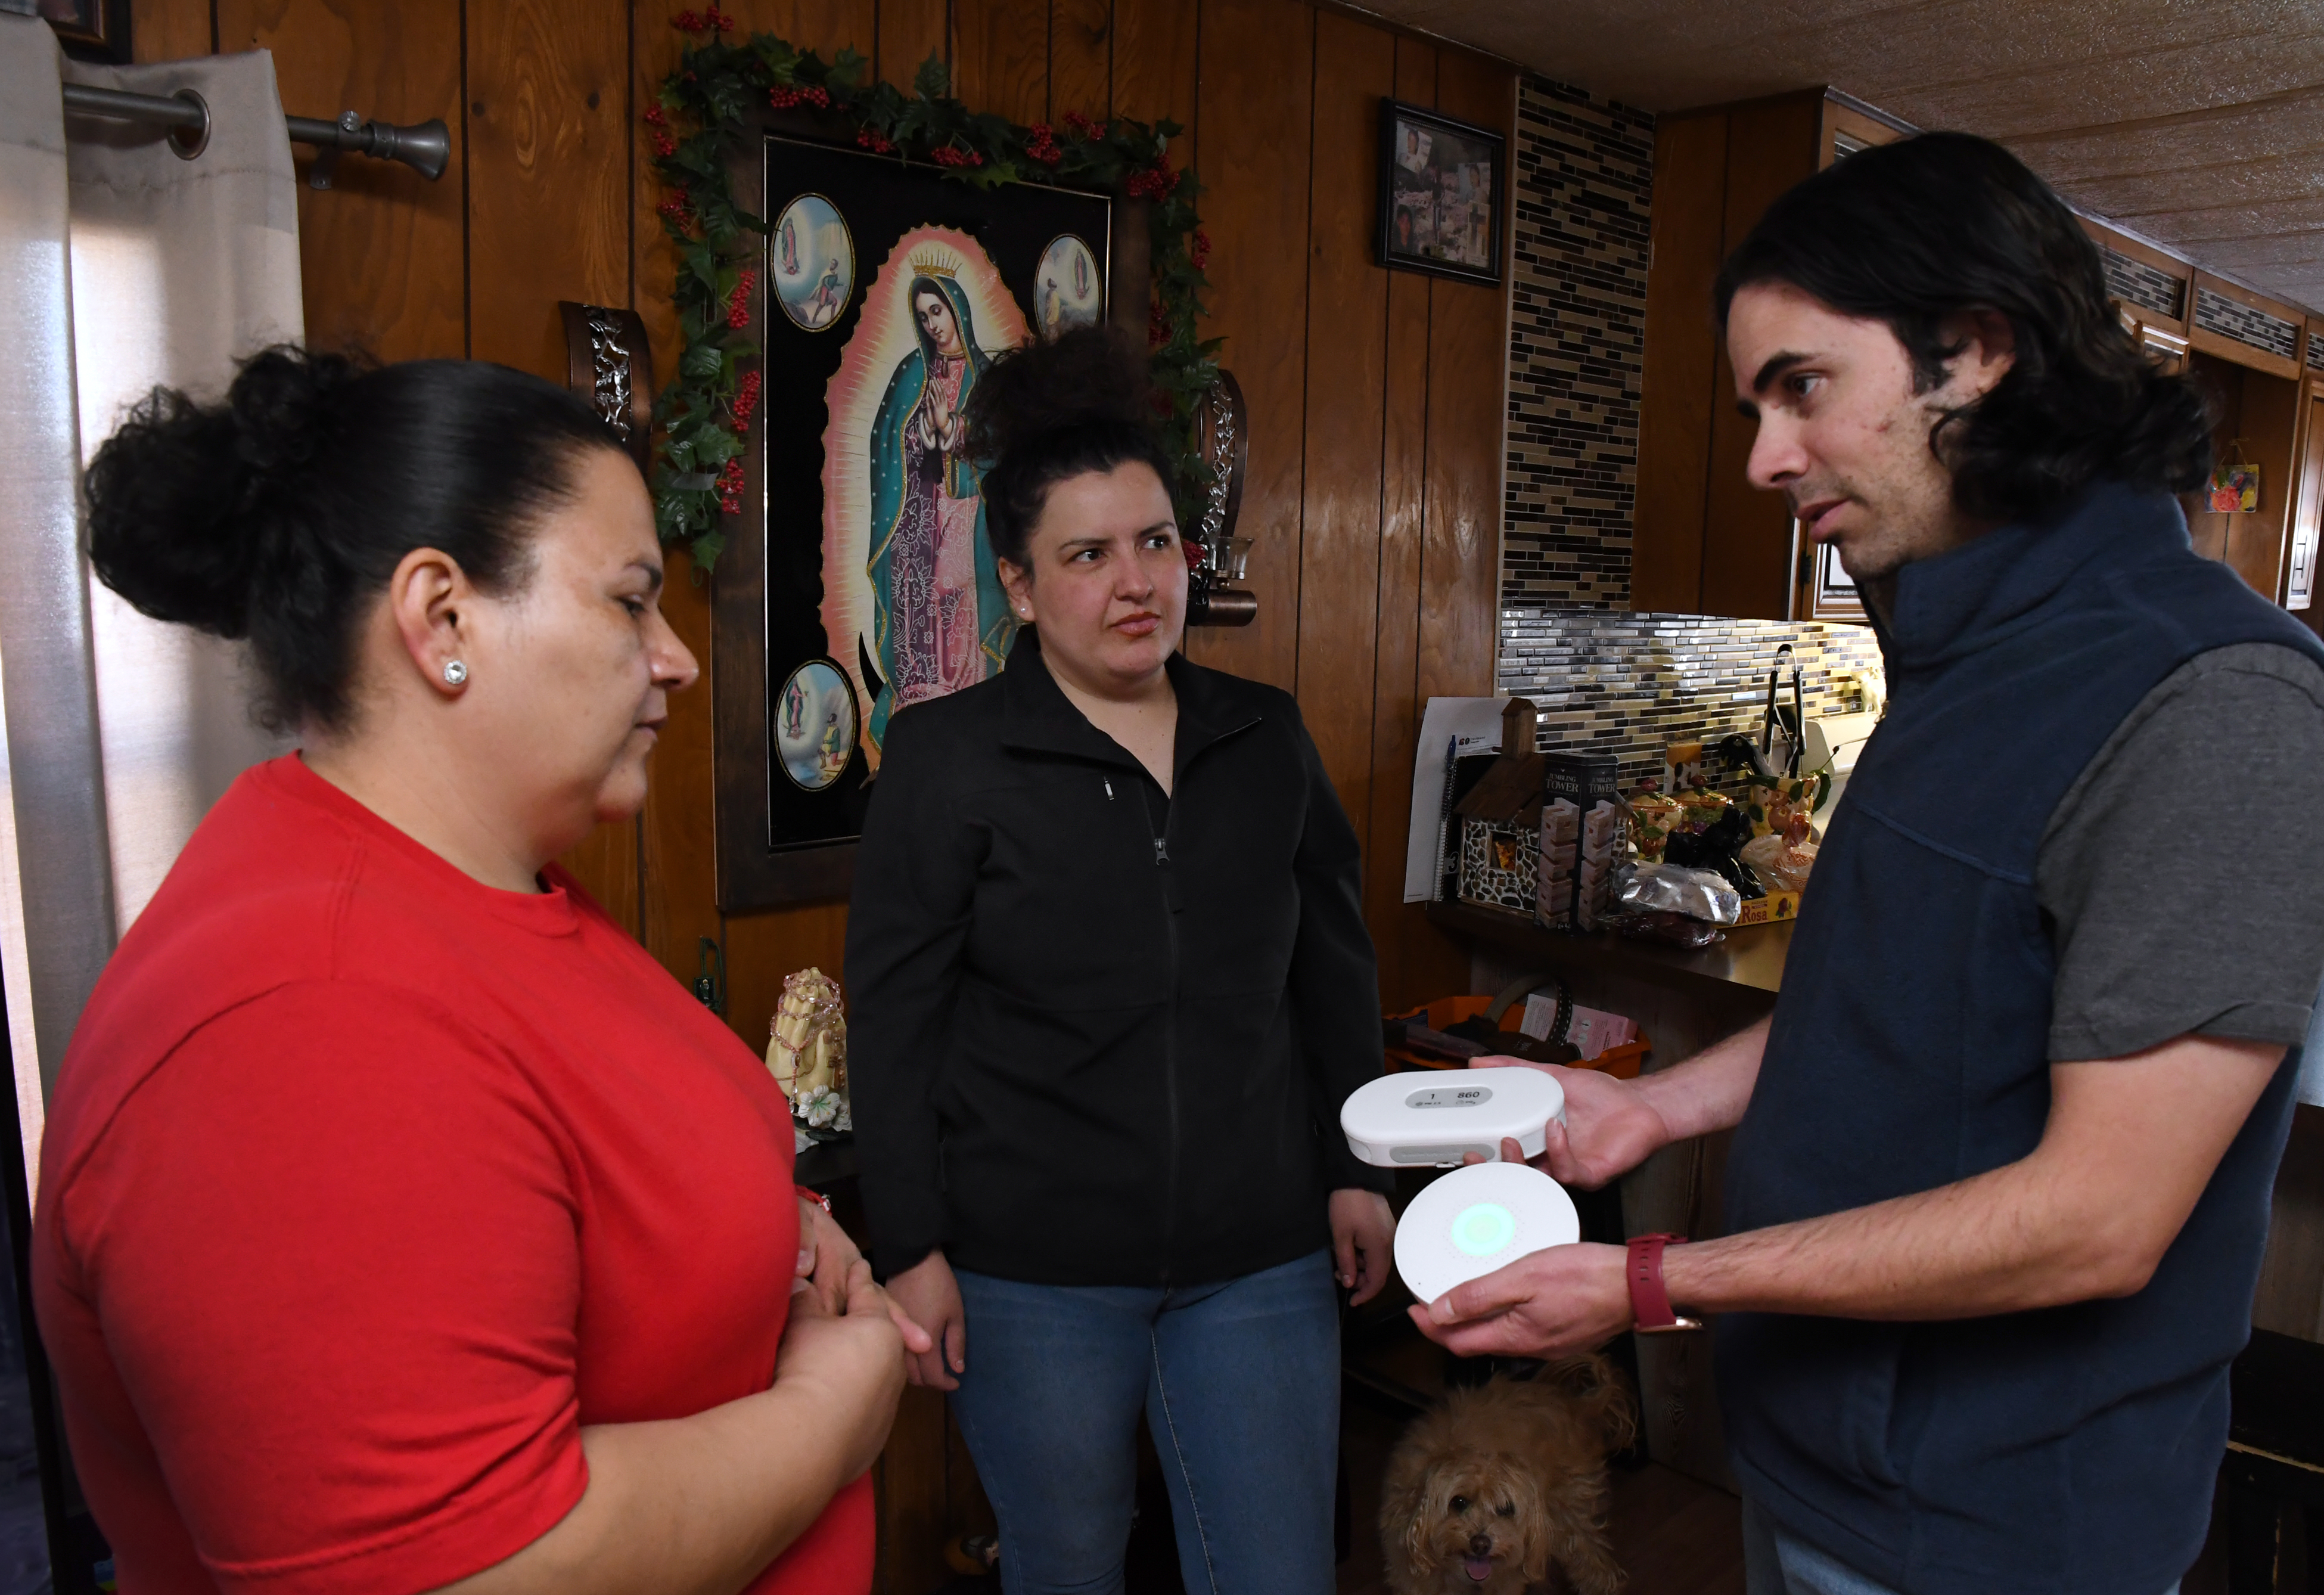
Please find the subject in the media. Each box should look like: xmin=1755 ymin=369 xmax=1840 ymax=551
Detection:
xmin=821 ymin=229 xmax=1031 ymax=761
xmin=722 ymin=131 xmax=1111 ymax=907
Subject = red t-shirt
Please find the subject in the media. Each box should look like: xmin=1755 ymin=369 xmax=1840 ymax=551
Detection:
xmin=31 ymin=756 xmax=872 ymax=1594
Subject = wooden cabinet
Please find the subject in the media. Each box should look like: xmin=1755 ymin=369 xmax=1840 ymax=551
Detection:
xmin=2084 ymin=218 xmax=2193 ymax=373
xmin=1633 ymin=89 xmax=1906 ymax=620
xmin=2080 ymin=220 xmax=2322 ymax=611
xmin=2167 ymin=272 xmax=2310 ymax=606
xmin=2182 ymin=347 xmax=2300 ymax=601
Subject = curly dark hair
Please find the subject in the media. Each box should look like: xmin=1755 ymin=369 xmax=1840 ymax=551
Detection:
xmin=83 ymin=346 xmax=626 ymax=732
xmin=963 ymin=325 xmax=1176 ymax=569
xmin=1713 ymin=131 xmax=2213 ymax=523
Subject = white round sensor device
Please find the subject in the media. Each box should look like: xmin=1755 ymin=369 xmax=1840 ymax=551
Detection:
xmin=1394 ymin=1160 xmax=1580 ymax=1306
xmin=1340 ymin=1065 xmax=1567 ymax=1169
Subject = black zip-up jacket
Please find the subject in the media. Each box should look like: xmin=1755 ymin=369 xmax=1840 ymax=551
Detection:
xmin=846 ymin=630 xmax=1394 ymax=1287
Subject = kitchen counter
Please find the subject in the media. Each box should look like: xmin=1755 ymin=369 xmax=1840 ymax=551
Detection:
xmin=1424 ymin=899 xmax=1795 ymax=997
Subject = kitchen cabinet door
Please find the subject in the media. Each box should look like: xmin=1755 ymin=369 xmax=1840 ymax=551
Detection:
xmin=2289 ymin=388 xmax=2324 ymax=614
xmin=2183 ymin=351 xmax=2300 ymax=602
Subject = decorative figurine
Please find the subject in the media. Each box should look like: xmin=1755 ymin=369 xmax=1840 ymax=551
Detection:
xmin=766 ymin=967 xmax=850 ymax=1138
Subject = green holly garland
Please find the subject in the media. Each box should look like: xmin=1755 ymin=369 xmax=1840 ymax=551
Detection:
xmin=647 ymin=6 xmax=1220 ymax=572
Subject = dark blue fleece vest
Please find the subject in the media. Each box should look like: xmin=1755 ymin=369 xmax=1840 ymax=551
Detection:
xmin=1718 ymin=482 xmax=2324 ymax=1595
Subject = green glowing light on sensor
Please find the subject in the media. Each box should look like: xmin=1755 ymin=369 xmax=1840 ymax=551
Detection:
xmin=1450 ymin=1202 xmax=1515 ymax=1258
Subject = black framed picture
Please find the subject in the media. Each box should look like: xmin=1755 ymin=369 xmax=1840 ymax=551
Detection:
xmin=712 ymin=130 xmax=1114 ymax=910
xmin=9 ymin=0 xmax=132 ymax=62
xmin=1376 ymin=100 xmax=1505 ymax=286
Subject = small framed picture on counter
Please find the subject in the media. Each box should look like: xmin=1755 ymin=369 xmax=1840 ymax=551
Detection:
xmin=1377 ymin=99 xmax=1505 ymax=286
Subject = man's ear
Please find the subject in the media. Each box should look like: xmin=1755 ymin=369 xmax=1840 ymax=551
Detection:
xmin=1938 ymin=307 xmax=2017 ymax=404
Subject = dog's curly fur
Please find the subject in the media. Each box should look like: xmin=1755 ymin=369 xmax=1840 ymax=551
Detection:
xmin=1379 ymin=1358 xmax=1636 ymax=1595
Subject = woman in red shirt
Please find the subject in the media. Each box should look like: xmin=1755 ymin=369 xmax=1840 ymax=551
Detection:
xmin=32 ymin=348 xmax=927 ymax=1595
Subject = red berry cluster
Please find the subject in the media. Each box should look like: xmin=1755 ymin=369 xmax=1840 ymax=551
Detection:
xmin=1189 ymin=229 xmax=1212 ymax=271
xmin=717 ymin=458 xmax=747 ymax=514
xmin=768 ymin=83 xmax=832 ymax=110
xmin=1062 ymin=110 xmax=1105 ymax=139
xmin=658 ymin=191 xmax=694 ymax=229
xmin=1023 ymin=122 xmax=1062 ymax=166
xmin=1124 ymin=163 xmax=1180 ymax=201
xmin=856 ymin=128 xmax=896 ymax=154
xmin=1182 ymin=538 xmax=1207 ymax=572
xmin=731 ymin=369 xmax=762 ymax=429
xmin=651 ymin=128 xmax=677 ymax=157
xmin=643 ymin=104 xmax=667 ymax=127
xmin=1148 ymin=297 xmax=1170 ymax=349
xmin=673 ymin=7 xmax=734 ymax=33
xmin=928 ymin=144 xmax=984 ymax=169
xmin=726 ymin=267 xmax=756 ymax=330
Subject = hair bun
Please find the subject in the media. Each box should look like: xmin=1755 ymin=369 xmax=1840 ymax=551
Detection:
xmin=964 ymin=324 xmax=1158 ymax=465
xmin=226 ymin=344 xmax=363 ymax=482
xmin=85 ymin=345 xmax=366 ymax=639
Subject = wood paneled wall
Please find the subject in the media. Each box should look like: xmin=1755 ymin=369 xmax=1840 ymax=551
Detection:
xmin=135 ymin=0 xmax=1513 ymax=1047
xmin=125 ymin=6 xmax=1511 ymax=1585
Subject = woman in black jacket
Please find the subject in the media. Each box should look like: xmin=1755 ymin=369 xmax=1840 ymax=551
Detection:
xmin=846 ymin=329 xmax=1396 ymax=1595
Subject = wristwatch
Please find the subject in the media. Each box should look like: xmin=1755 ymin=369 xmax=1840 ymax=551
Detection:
xmin=1627 ymin=1233 xmax=1703 ymax=1333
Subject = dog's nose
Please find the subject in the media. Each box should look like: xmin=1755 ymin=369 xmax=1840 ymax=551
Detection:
xmin=1468 ymin=1532 xmax=1493 ymax=1558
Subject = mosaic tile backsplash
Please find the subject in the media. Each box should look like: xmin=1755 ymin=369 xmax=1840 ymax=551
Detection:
xmin=1502 ymin=75 xmax=1654 ymax=610
xmin=1497 ymin=605 xmax=1887 ymax=790
xmin=2194 ymin=286 xmax=2300 ymax=362
xmin=1492 ymin=83 xmax=1891 ymax=771
xmin=2100 ymin=247 xmax=2184 ymax=321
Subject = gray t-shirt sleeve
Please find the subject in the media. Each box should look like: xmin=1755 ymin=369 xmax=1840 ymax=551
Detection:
xmin=2038 ymin=641 xmax=2324 ymax=1062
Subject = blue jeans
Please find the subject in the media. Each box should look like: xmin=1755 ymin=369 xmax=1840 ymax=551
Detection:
xmin=949 ymin=1250 xmax=1341 ymax=1595
xmin=1741 ymin=1497 xmax=2181 ymax=1595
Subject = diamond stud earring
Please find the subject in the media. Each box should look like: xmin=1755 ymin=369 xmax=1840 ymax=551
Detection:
xmin=443 ymin=660 xmax=468 ymax=685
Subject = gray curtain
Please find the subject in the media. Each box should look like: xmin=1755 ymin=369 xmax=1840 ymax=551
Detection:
xmin=0 ymin=14 xmax=300 ymax=1190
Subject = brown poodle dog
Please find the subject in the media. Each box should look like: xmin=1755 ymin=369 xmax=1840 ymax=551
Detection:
xmin=1380 ymin=1358 xmax=1636 ymax=1595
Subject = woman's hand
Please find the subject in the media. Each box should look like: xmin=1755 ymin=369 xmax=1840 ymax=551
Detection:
xmin=774 ymin=1259 xmax=915 ymax=1482
xmin=1328 ymin=1189 xmax=1397 ymax=1307
xmin=439 ymin=1258 xmax=923 ymax=1595
xmin=797 ymin=1197 xmax=937 ymax=1358
xmin=884 ymin=1250 xmax=967 ymax=1391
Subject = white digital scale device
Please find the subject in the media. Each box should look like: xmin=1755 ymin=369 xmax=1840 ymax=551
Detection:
xmin=1392 ymin=1160 xmax=1580 ymax=1305
xmin=1339 ymin=1066 xmax=1580 ymax=1304
xmin=1340 ymin=1065 xmax=1567 ymax=1168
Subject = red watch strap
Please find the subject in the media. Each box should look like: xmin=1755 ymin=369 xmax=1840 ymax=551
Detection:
xmin=796 ymin=1185 xmax=832 ymax=1213
xmin=1627 ymin=1233 xmax=1686 ymax=1329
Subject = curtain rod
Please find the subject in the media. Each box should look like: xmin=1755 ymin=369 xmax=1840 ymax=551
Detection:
xmin=58 ymin=82 xmax=448 ymax=185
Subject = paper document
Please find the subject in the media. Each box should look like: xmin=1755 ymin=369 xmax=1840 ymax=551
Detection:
xmin=1403 ymin=697 xmax=1511 ymax=902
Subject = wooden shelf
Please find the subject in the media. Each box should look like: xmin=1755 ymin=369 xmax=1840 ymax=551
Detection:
xmin=1424 ymin=899 xmax=1795 ymax=997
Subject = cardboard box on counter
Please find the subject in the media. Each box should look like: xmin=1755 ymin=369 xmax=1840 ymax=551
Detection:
xmin=1732 ymin=890 xmax=1803 ymax=927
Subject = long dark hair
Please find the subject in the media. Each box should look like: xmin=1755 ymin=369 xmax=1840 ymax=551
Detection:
xmin=83 ymin=346 xmax=626 ymax=731
xmin=963 ymin=325 xmax=1175 ymax=568
xmin=1713 ymin=132 xmax=2213 ymax=523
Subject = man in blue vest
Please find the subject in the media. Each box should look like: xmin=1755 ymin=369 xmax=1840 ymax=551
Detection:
xmin=1415 ymin=132 xmax=2324 ymax=1595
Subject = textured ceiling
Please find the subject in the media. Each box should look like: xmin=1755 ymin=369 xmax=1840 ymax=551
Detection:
xmin=1352 ymin=0 xmax=2324 ymax=314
